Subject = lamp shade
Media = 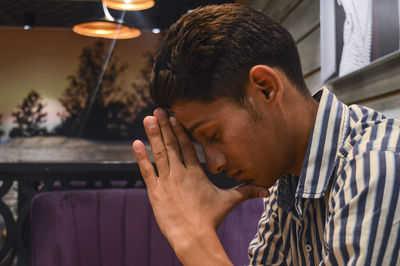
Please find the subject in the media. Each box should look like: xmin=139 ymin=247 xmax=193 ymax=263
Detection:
xmin=72 ymin=0 xmax=141 ymax=39
xmin=73 ymin=21 xmax=141 ymax=39
xmin=104 ymin=0 xmax=155 ymax=11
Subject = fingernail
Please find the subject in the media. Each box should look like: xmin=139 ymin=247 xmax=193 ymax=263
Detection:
xmin=133 ymin=141 xmax=144 ymax=152
xmin=155 ymin=108 xmax=165 ymax=122
xmin=169 ymin=116 xmax=177 ymax=126
xmin=147 ymin=117 xmax=158 ymax=129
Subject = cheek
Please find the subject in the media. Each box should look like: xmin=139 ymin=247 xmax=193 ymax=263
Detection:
xmin=222 ymin=138 xmax=252 ymax=166
xmin=225 ymin=135 xmax=264 ymax=165
xmin=223 ymin=119 xmax=285 ymax=167
xmin=242 ymin=134 xmax=284 ymax=170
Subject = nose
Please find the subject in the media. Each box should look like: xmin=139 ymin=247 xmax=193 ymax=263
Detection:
xmin=203 ymin=145 xmax=227 ymax=174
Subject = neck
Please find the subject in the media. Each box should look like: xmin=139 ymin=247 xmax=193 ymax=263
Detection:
xmin=286 ymin=92 xmax=319 ymax=176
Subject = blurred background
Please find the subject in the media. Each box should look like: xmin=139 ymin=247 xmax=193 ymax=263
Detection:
xmin=0 ymin=0 xmax=234 ymax=142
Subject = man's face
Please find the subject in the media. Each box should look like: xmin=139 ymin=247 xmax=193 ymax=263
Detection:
xmin=171 ymin=97 xmax=292 ymax=188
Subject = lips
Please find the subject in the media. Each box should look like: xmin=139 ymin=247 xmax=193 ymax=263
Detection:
xmin=227 ymin=170 xmax=242 ymax=181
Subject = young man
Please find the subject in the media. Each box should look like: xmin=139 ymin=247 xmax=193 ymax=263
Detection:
xmin=132 ymin=4 xmax=400 ymax=265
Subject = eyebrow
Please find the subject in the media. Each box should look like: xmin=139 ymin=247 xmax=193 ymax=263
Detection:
xmin=187 ymin=119 xmax=209 ymax=136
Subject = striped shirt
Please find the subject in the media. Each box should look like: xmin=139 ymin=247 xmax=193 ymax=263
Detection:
xmin=248 ymin=88 xmax=400 ymax=265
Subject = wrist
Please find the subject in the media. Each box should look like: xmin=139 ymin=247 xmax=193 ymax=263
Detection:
xmin=171 ymin=227 xmax=232 ymax=266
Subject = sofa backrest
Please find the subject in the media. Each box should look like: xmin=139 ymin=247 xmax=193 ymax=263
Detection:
xmin=31 ymin=189 xmax=264 ymax=266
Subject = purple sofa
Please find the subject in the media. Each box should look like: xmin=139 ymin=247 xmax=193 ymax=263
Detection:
xmin=31 ymin=189 xmax=264 ymax=266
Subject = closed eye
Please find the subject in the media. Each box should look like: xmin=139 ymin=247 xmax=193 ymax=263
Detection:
xmin=207 ymin=130 xmax=218 ymax=141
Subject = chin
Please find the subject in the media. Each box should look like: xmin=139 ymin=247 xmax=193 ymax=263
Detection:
xmin=249 ymin=178 xmax=274 ymax=188
xmin=249 ymin=181 xmax=267 ymax=188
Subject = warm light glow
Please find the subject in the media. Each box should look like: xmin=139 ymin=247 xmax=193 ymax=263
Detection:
xmin=73 ymin=21 xmax=141 ymax=39
xmin=104 ymin=0 xmax=154 ymax=11
xmin=94 ymin=29 xmax=111 ymax=35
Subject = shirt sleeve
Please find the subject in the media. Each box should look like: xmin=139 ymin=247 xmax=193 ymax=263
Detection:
xmin=321 ymin=150 xmax=400 ymax=265
xmin=248 ymin=182 xmax=291 ymax=265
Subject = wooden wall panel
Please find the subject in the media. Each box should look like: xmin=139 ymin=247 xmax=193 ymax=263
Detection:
xmin=281 ymin=0 xmax=319 ymax=42
xmin=297 ymin=27 xmax=320 ymax=76
xmin=261 ymin=0 xmax=302 ymax=22
xmin=305 ymin=70 xmax=322 ymax=95
xmin=243 ymin=0 xmax=271 ymax=12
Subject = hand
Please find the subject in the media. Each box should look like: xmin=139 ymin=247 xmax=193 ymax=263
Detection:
xmin=132 ymin=108 xmax=269 ymax=264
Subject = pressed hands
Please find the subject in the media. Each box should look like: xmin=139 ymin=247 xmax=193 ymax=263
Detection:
xmin=132 ymin=109 xmax=269 ymax=265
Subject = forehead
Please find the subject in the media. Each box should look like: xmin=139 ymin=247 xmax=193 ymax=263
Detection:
xmin=170 ymin=98 xmax=240 ymax=133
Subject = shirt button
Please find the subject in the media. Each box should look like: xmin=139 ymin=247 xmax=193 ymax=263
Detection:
xmin=305 ymin=244 xmax=312 ymax=253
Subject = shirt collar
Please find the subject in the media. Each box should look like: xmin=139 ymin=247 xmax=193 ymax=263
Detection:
xmin=295 ymin=87 xmax=349 ymax=199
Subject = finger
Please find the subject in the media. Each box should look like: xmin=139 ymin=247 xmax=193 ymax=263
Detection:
xmin=154 ymin=109 xmax=182 ymax=165
xmin=132 ymin=140 xmax=158 ymax=188
xmin=169 ymin=116 xmax=200 ymax=166
xmin=231 ymin=184 xmax=270 ymax=204
xmin=143 ymin=116 xmax=170 ymax=175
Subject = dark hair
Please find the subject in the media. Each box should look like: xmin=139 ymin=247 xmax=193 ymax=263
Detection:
xmin=151 ymin=4 xmax=309 ymax=108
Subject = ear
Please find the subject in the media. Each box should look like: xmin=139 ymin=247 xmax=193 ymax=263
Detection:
xmin=248 ymin=65 xmax=284 ymax=103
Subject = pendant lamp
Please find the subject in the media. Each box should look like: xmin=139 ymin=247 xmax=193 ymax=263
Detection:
xmin=73 ymin=0 xmax=141 ymax=39
xmin=104 ymin=0 xmax=154 ymax=11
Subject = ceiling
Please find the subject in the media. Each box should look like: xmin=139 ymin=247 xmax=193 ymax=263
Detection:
xmin=0 ymin=0 xmax=234 ymax=31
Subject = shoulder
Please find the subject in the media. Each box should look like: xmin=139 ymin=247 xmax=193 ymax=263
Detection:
xmin=330 ymin=104 xmax=400 ymax=209
xmin=340 ymin=104 xmax=400 ymax=160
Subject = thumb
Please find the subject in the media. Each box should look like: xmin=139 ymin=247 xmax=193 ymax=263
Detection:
xmin=215 ymin=184 xmax=270 ymax=229
xmin=232 ymin=183 xmax=270 ymax=202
